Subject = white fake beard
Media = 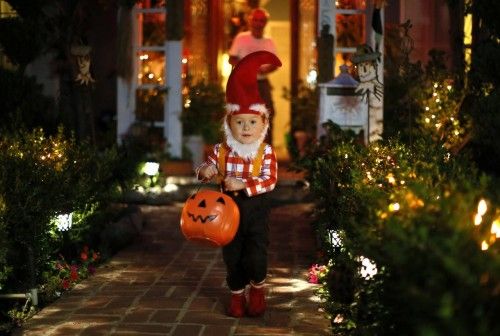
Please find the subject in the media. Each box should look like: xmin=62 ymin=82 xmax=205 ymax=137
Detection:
xmin=223 ymin=118 xmax=269 ymax=160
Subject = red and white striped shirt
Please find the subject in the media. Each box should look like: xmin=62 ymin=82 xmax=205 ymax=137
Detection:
xmin=198 ymin=143 xmax=278 ymax=197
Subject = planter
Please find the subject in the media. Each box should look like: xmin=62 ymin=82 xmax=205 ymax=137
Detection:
xmin=160 ymin=160 xmax=193 ymax=176
xmin=184 ymin=135 xmax=205 ymax=170
xmin=293 ymin=130 xmax=310 ymax=157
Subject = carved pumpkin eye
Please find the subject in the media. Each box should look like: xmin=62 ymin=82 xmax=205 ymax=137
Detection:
xmin=216 ymin=197 xmax=225 ymax=204
xmin=198 ymin=200 xmax=206 ymax=208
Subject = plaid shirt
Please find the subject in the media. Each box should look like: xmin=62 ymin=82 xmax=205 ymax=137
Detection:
xmin=198 ymin=143 xmax=278 ymax=197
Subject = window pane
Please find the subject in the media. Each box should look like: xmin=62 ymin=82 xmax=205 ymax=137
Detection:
xmin=137 ymin=51 xmax=165 ymax=85
xmin=138 ymin=12 xmax=166 ymax=46
xmin=138 ymin=0 xmax=165 ymax=9
xmin=336 ymin=14 xmax=365 ymax=48
xmin=336 ymin=0 xmax=366 ymax=10
xmin=136 ymin=88 xmax=165 ymax=122
xmin=335 ymin=53 xmax=354 ymax=77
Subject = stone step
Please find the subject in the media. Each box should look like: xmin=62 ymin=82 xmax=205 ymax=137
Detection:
xmin=121 ymin=176 xmax=312 ymax=206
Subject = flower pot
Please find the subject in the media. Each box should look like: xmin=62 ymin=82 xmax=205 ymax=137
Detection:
xmin=160 ymin=160 xmax=193 ymax=176
xmin=184 ymin=135 xmax=205 ymax=170
xmin=293 ymin=130 xmax=310 ymax=157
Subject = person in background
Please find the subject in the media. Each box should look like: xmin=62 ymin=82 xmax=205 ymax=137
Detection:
xmin=228 ymin=8 xmax=278 ymax=144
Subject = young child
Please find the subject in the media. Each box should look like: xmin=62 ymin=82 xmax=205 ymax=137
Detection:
xmin=196 ymin=51 xmax=281 ymax=317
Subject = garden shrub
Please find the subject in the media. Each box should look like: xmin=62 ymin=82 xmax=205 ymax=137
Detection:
xmin=0 ymin=68 xmax=58 ymax=134
xmin=0 ymin=127 xmax=125 ymax=292
xmin=297 ymin=124 xmax=500 ymax=335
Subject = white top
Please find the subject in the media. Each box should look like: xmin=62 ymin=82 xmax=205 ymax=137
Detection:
xmin=229 ymin=32 xmax=277 ymax=79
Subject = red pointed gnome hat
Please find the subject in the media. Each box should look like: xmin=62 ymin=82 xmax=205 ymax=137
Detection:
xmin=226 ymin=51 xmax=282 ymax=116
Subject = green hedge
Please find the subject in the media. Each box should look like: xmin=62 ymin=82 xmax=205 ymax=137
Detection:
xmin=297 ymin=123 xmax=500 ymax=335
xmin=0 ymin=127 xmax=134 ymax=292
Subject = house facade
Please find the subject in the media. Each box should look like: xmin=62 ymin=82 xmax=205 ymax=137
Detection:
xmin=0 ymin=0 xmax=456 ymax=160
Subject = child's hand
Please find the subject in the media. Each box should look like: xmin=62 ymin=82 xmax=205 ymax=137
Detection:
xmin=224 ymin=177 xmax=245 ymax=191
xmin=199 ymin=164 xmax=218 ymax=181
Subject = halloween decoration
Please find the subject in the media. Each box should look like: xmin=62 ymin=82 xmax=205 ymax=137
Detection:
xmin=180 ymin=190 xmax=240 ymax=247
xmin=352 ymin=44 xmax=384 ymax=142
xmin=71 ymin=45 xmax=95 ymax=86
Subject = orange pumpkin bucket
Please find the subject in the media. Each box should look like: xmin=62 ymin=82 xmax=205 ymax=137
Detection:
xmin=180 ymin=189 xmax=240 ymax=247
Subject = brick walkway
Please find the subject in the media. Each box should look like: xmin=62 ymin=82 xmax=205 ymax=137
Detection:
xmin=14 ymin=203 xmax=331 ymax=336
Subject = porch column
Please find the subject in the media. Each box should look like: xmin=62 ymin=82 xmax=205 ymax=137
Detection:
xmin=116 ymin=6 xmax=135 ymax=144
xmin=165 ymin=41 xmax=183 ymax=158
xmin=164 ymin=0 xmax=184 ymax=158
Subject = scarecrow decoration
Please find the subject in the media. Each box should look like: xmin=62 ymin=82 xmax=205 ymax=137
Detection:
xmin=352 ymin=44 xmax=383 ymax=142
xmin=71 ymin=45 xmax=95 ymax=86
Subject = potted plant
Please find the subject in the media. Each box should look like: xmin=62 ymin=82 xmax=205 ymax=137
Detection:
xmin=283 ymin=81 xmax=319 ymax=158
xmin=181 ymin=79 xmax=226 ymax=167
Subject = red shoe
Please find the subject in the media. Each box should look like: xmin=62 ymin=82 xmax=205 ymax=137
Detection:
xmin=227 ymin=293 xmax=246 ymax=318
xmin=247 ymin=285 xmax=266 ymax=317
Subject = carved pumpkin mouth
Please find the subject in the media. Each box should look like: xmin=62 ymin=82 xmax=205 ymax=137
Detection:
xmin=186 ymin=212 xmax=218 ymax=223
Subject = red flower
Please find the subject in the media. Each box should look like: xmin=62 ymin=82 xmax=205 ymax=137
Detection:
xmin=80 ymin=252 xmax=88 ymax=261
xmin=92 ymin=251 xmax=99 ymax=261
xmin=62 ymin=278 xmax=70 ymax=290
xmin=70 ymin=265 xmax=78 ymax=281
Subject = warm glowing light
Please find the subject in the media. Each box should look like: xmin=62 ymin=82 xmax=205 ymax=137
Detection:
xmin=481 ymin=240 xmax=489 ymax=251
xmin=181 ymin=58 xmax=187 ymax=64
xmin=388 ymin=202 xmax=400 ymax=212
xmin=491 ymin=219 xmax=500 ymax=238
xmin=474 ymin=213 xmax=482 ymax=225
xmin=477 ymin=199 xmax=487 ymax=216
xmin=221 ymin=53 xmax=232 ymax=82
xmin=386 ymin=173 xmax=396 ymax=185
xmin=425 ymin=118 xmax=430 ymax=123
xmin=306 ymin=69 xmax=317 ymax=85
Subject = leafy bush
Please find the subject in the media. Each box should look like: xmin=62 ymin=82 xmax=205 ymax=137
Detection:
xmin=297 ymin=124 xmax=499 ymax=335
xmin=283 ymin=81 xmax=318 ymax=134
xmin=0 ymin=68 xmax=58 ymax=133
xmin=0 ymin=127 xmax=125 ymax=291
xmin=181 ymin=80 xmax=225 ymax=144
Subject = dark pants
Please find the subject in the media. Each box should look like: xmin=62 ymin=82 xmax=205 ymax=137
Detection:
xmin=257 ymin=78 xmax=275 ymax=145
xmin=222 ymin=191 xmax=271 ymax=291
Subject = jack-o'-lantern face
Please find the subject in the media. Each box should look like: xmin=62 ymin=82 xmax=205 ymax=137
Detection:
xmin=180 ymin=190 xmax=240 ymax=247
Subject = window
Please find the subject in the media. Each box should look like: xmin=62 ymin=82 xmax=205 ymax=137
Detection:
xmin=0 ymin=0 xmax=17 ymax=69
xmin=134 ymin=1 xmax=167 ymax=125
